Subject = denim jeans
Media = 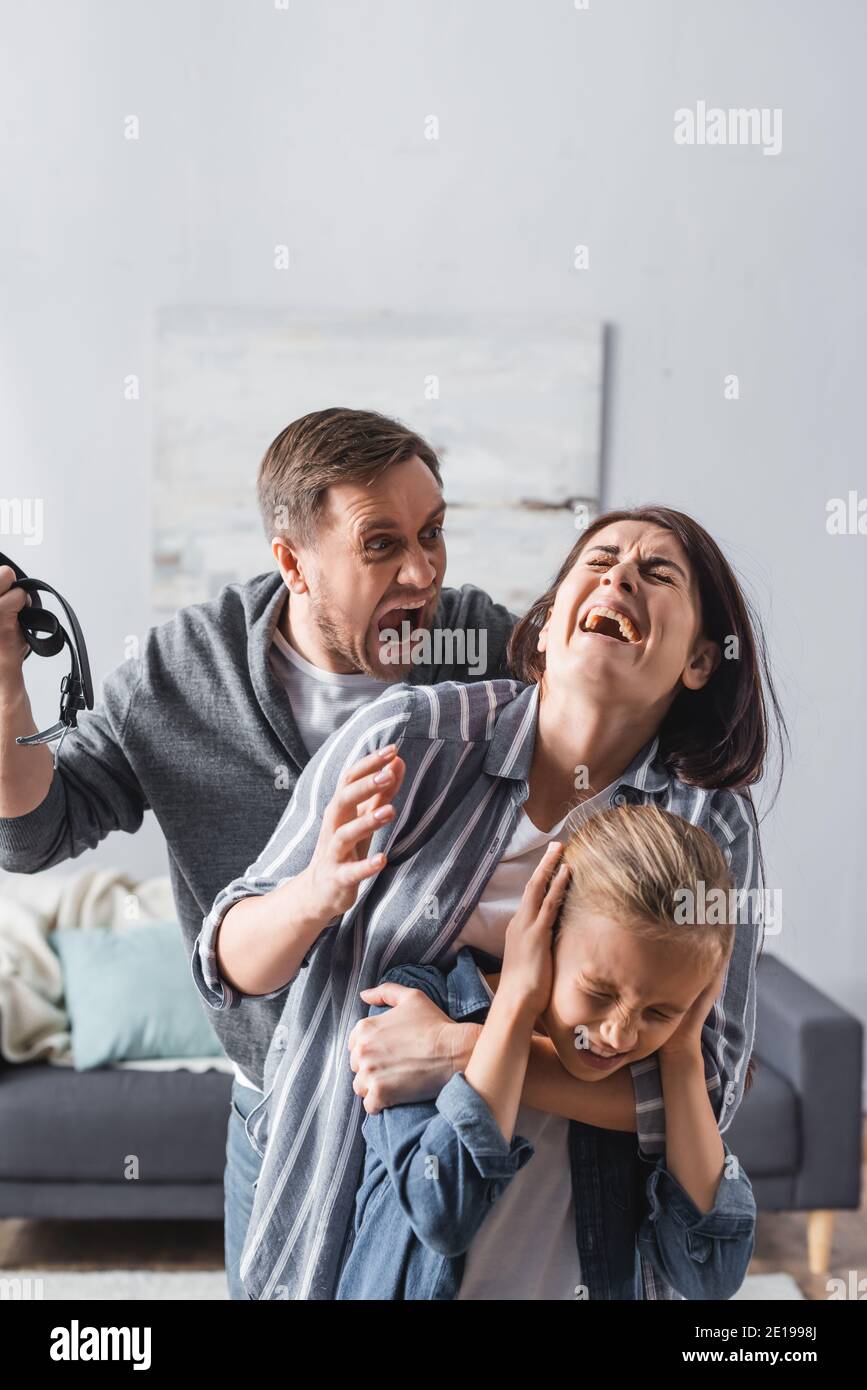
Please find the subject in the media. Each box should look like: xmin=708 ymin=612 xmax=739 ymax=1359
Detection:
xmin=224 ymin=1079 xmax=265 ymax=1301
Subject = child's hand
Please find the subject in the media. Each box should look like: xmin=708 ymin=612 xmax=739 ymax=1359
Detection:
xmin=498 ymin=843 xmax=570 ymax=1020
xmin=658 ymin=952 xmax=731 ymax=1062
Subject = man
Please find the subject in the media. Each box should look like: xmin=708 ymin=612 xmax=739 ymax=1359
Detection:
xmin=0 ymin=406 xmax=516 ymax=1298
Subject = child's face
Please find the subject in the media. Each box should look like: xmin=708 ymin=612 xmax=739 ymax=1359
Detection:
xmin=538 ymin=909 xmax=713 ymax=1080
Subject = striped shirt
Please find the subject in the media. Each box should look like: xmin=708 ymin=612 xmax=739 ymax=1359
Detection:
xmin=193 ymin=678 xmax=763 ymax=1301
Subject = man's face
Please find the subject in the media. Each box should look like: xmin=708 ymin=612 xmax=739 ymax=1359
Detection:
xmin=537 ymin=520 xmax=720 ymax=712
xmin=293 ymin=455 xmax=446 ymax=679
xmin=539 ymin=909 xmax=712 ymax=1080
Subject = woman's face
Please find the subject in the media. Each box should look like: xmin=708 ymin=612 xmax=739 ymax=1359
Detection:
xmin=539 ymin=909 xmax=711 ymax=1079
xmin=537 ymin=520 xmax=720 ymax=709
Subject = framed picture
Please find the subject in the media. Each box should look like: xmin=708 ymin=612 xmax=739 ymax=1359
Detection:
xmin=154 ymin=311 xmax=605 ymax=617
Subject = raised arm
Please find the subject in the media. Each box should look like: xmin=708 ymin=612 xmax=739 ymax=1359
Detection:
xmin=635 ymin=963 xmax=757 ymax=1299
xmin=192 ymin=686 xmax=415 ymax=1009
xmin=0 ymin=566 xmax=147 ymax=871
xmin=207 ymin=745 xmax=406 ymax=999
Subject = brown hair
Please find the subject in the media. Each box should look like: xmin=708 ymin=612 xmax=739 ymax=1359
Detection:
xmin=557 ymin=803 xmax=756 ymax=1093
xmin=257 ymin=407 xmax=442 ymax=549
xmin=507 ymin=505 xmax=788 ymax=800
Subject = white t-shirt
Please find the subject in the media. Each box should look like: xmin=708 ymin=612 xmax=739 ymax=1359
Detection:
xmin=456 ymin=969 xmax=581 ymax=1301
xmin=232 ymin=628 xmax=399 ymax=1093
xmin=446 ymin=778 xmax=619 ymax=961
xmin=269 ymin=627 xmax=398 ymax=758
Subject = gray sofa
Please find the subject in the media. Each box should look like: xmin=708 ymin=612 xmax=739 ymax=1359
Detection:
xmin=0 ymin=1063 xmax=232 ymax=1221
xmin=725 ymin=954 xmax=863 ymax=1274
xmin=0 ymin=954 xmax=862 ymax=1274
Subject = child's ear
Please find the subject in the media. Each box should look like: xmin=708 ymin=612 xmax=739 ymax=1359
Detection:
xmin=681 ymin=635 xmax=720 ymax=692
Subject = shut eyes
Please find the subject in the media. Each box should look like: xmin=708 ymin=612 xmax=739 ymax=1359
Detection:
xmin=583 ymin=555 xmax=677 ymax=585
xmin=583 ymin=987 xmax=675 ymax=1023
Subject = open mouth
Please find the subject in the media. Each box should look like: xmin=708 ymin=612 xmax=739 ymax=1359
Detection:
xmin=579 ymin=605 xmax=642 ymax=644
xmin=582 ymin=1045 xmax=629 ymax=1068
xmin=376 ymin=602 xmax=428 ymax=635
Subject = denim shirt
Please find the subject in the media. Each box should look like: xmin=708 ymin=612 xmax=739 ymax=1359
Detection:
xmin=336 ymin=949 xmax=757 ymax=1301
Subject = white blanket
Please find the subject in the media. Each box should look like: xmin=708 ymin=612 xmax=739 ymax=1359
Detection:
xmin=0 ymin=867 xmax=177 ymax=1063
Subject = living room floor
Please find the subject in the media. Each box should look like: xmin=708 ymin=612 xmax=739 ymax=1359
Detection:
xmin=2 ymin=1121 xmax=865 ymax=1301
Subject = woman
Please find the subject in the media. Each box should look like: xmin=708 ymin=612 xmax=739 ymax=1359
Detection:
xmin=193 ymin=505 xmax=785 ymax=1301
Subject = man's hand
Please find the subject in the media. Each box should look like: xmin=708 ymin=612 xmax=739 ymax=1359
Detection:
xmin=348 ymin=981 xmax=478 ymax=1113
xmin=0 ymin=565 xmax=31 ymax=692
xmin=0 ymin=565 xmax=54 ymax=819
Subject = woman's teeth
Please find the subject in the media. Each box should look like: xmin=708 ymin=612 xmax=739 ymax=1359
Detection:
xmin=581 ymin=606 xmax=641 ymax=643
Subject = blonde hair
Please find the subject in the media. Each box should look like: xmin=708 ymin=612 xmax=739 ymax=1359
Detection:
xmin=558 ymin=803 xmax=734 ymax=971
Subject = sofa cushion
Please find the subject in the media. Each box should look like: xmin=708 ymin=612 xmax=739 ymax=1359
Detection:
xmin=51 ymin=923 xmax=224 ymax=1069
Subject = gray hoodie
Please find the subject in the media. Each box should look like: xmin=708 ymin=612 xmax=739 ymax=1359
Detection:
xmin=0 ymin=571 xmax=516 ymax=1087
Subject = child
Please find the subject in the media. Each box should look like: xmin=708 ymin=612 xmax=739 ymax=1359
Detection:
xmin=336 ymin=804 xmax=757 ymax=1300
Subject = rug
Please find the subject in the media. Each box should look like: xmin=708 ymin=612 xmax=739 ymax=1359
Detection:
xmin=3 ymin=1269 xmax=805 ymax=1300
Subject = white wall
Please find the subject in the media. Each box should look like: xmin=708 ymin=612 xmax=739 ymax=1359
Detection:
xmin=1 ymin=1 xmax=865 ymax=1071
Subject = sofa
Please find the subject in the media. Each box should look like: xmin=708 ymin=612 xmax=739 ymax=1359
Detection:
xmin=0 ymin=953 xmax=862 ymax=1274
xmin=725 ymin=954 xmax=863 ymax=1274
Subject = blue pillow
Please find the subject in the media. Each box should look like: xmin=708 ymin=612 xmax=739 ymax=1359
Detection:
xmin=50 ymin=923 xmax=225 ymax=1070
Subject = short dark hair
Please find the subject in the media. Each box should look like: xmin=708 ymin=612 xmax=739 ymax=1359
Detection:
xmin=257 ymin=407 xmax=442 ymax=548
xmin=507 ymin=504 xmax=788 ymax=799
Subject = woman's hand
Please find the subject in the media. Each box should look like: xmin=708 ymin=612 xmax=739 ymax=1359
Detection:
xmin=497 ymin=841 xmax=570 ymax=1020
xmin=297 ymin=745 xmax=405 ymax=923
xmin=658 ymin=952 xmax=731 ymax=1062
xmin=348 ymin=982 xmax=477 ymax=1113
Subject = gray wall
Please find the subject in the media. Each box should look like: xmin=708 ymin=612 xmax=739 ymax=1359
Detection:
xmin=1 ymin=1 xmax=865 ymax=1084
